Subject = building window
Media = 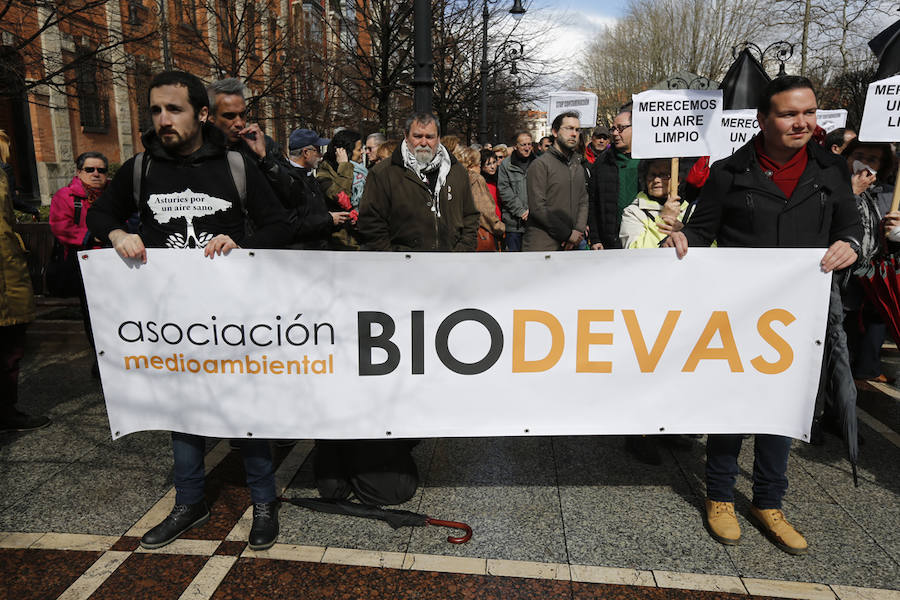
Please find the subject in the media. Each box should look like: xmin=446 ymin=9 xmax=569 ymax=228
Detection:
xmin=246 ymin=4 xmax=258 ymax=56
xmin=174 ymin=0 xmax=196 ymax=24
xmin=302 ymin=0 xmax=323 ymax=47
xmin=134 ymin=60 xmax=153 ymax=134
xmin=127 ymin=0 xmax=145 ymax=26
xmin=75 ymin=49 xmax=109 ymax=132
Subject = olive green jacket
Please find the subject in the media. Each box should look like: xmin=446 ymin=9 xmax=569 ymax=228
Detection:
xmin=0 ymin=175 xmax=35 ymax=326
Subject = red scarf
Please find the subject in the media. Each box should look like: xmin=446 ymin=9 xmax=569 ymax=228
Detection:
xmin=754 ymin=135 xmax=808 ymax=199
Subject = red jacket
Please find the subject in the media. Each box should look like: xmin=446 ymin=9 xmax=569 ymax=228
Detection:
xmin=50 ymin=176 xmax=104 ymax=254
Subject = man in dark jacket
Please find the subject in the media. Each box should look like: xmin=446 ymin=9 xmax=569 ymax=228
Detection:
xmin=285 ymin=128 xmax=350 ymax=249
xmin=335 ymin=112 xmax=476 ymax=506
xmin=358 ymin=112 xmax=479 ymax=251
xmin=523 ymin=111 xmax=588 ymax=251
xmin=207 ymin=78 xmax=295 ymax=207
xmin=87 ymin=70 xmax=292 ymax=552
xmin=665 ymin=76 xmax=861 ymax=556
xmin=497 ymin=131 xmax=537 ymax=251
xmin=588 ymin=106 xmax=639 ymax=250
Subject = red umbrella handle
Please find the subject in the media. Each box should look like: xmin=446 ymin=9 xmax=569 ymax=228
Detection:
xmin=426 ymin=518 xmax=473 ymax=544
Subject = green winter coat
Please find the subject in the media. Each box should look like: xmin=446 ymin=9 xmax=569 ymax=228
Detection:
xmin=0 ymin=175 xmax=35 ymax=326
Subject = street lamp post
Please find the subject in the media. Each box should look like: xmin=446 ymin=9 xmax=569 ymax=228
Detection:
xmin=412 ymin=0 xmax=434 ymax=113
xmin=733 ymin=41 xmax=795 ymax=78
xmin=479 ymin=0 xmax=526 ymax=144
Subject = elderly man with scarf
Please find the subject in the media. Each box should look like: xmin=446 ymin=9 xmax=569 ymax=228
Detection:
xmin=358 ymin=112 xmax=479 ymax=252
xmin=325 ymin=113 xmax=478 ymax=508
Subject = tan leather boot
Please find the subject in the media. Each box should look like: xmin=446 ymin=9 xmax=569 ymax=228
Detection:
xmin=749 ymin=506 xmax=808 ymax=555
xmin=705 ymin=499 xmax=740 ymax=545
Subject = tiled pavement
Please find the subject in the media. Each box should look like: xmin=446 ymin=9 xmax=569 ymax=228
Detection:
xmin=2 ymin=308 xmax=899 ymax=599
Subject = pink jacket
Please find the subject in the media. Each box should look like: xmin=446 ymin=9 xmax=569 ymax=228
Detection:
xmin=50 ymin=176 xmax=103 ymax=251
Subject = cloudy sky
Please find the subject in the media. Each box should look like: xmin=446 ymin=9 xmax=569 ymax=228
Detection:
xmin=512 ymin=0 xmax=626 ymax=87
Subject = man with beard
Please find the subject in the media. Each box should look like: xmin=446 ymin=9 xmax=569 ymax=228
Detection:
xmin=335 ymin=113 xmax=477 ymax=507
xmin=523 ymin=111 xmax=588 ymax=251
xmin=497 ymin=131 xmax=537 ymax=251
xmin=87 ymin=70 xmax=291 ymax=552
xmin=285 ymin=128 xmax=351 ymax=248
xmin=358 ymin=112 xmax=479 ymax=251
xmin=664 ymin=76 xmax=860 ymax=555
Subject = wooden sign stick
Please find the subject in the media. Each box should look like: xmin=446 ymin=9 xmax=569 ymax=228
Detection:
xmin=669 ymin=157 xmax=680 ymax=198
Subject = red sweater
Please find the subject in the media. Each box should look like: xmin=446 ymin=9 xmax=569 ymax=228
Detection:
xmin=754 ymin=135 xmax=808 ymax=199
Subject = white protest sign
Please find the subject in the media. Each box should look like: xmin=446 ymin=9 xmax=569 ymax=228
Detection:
xmin=710 ymin=109 xmax=759 ymax=163
xmin=632 ymin=89 xmax=723 ymax=158
xmin=81 ymin=248 xmax=829 ymax=442
xmin=816 ymin=110 xmax=848 ymax=133
xmin=859 ymin=74 xmax=900 ymax=142
xmin=548 ymin=91 xmax=598 ymax=128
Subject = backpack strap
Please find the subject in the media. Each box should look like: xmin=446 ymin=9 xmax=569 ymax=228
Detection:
xmin=132 ymin=152 xmax=148 ymax=209
xmin=226 ymin=150 xmax=250 ymax=234
xmin=226 ymin=150 xmax=246 ymax=203
xmin=73 ymin=199 xmax=82 ymax=224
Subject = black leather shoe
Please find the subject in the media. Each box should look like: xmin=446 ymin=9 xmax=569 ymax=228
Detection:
xmin=248 ymin=501 xmax=279 ymax=551
xmin=140 ymin=501 xmax=209 ymax=549
xmin=0 ymin=411 xmax=50 ymax=433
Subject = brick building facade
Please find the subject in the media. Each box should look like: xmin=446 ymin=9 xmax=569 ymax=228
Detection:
xmin=1 ymin=0 xmax=337 ymax=204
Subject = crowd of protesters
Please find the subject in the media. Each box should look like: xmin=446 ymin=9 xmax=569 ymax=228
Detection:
xmin=3 ymin=69 xmax=899 ymax=558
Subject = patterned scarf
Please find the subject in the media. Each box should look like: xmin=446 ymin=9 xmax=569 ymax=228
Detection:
xmin=401 ymin=141 xmax=452 ymax=217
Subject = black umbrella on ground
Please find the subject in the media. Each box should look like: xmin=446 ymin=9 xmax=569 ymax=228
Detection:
xmin=718 ymin=48 xmax=771 ymax=110
xmin=279 ymin=497 xmax=473 ymax=544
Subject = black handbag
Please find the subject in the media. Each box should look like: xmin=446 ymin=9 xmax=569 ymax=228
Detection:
xmin=45 ymin=199 xmax=84 ymax=298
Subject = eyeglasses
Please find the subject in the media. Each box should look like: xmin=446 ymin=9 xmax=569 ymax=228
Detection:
xmin=81 ymin=167 xmax=108 ymax=174
xmin=611 ymin=124 xmax=632 ymax=133
xmin=648 ymin=173 xmax=671 ymax=180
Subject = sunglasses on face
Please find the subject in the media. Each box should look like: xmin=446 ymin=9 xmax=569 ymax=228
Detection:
xmin=81 ymin=167 xmax=108 ymax=174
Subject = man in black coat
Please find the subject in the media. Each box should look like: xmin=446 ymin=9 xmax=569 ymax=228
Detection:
xmin=285 ymin=128 xmax=350 ymax=248
xmin=587 ymin=106 xmax=640 ymax=250
xmin=88 ymin=71 xmax=292 ymax=553
xmin=207 ymin=78 xmax=295 ymax=207
xmin=665 ymin=76 xmax=861 ymax=556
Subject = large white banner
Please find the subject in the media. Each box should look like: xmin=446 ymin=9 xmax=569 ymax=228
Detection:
xmin=81 ymin=249 xmax=830 ymax=442
xmin=632 ymin=89 xmax=723 ymax=158
xmin=859 ymin=74 xmax=900 ymax=142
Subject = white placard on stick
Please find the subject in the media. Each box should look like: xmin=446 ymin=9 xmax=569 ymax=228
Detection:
xmin=710 ymin=109 xmax=759 ymax=163
xmin=548 ymin=91 xmax=598 ymax=129
xmin=816 ymin=109 xmax=848 ymax=133
xmin=631 ymin=89 xmax=723 ymax=158
xmin=859 ymin=74 xmax=900 ymax=142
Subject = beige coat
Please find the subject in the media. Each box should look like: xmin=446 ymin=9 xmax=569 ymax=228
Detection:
xmin=468 ymin=171 xmax=505 ymax=236
xmin=0 ymin=175 xmax=35 ymax=326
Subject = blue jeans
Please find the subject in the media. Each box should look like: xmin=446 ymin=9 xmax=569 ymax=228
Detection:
xmin=706 ymin=434 xmax=791 ymax=509
xmin=172 ymin=432 xmax=276 ymax=505
xmin=505 ymin=231 xmax=523 ymax=251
